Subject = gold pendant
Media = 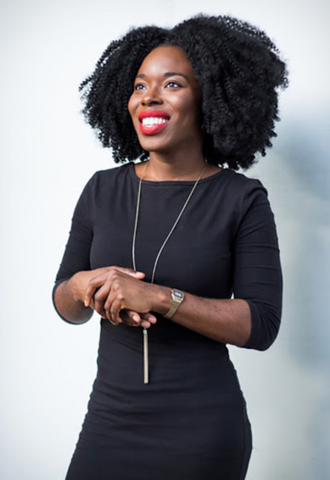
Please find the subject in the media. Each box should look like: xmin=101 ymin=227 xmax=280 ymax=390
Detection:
xmin=143 ymin=328 xmax=149 ymax=384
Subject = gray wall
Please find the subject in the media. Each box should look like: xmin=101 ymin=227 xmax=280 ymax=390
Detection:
xmin=1 ymin=0 xmax=329 ymax=478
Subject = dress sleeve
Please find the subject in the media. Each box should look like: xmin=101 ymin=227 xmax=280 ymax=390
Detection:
xmin=233 ymin=179 xmax=283 ymax=351
xmin=52 ymin=175 xmax=95 ymax=318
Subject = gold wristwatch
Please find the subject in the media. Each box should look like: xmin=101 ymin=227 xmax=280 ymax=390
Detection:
xmin=164 ymin=289 xmax=185 ymax=319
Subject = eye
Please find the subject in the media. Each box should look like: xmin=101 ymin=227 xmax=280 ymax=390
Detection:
xmin=165 ymin=81 xmax=181 ymax=89
xmin=134 ymin=83 xmax=146 ymax=91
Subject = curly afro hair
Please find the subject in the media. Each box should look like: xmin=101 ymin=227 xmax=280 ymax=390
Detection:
xmin=79 ymin=14 xmax=288 ymax=170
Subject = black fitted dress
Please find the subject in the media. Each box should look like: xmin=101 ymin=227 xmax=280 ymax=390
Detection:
xmin=53 ymin=163 xmax=282 ymax=480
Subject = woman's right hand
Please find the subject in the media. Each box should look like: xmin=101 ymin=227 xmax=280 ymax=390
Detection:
xmin=54 ymin=266 xmax=157 ymax=327
xmin=76 ymin=266 xmax=157 ymax=329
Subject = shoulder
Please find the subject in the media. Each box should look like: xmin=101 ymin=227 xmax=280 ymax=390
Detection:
xmin=89 ymin=163 xmax=132 ymax=188
xmin=79 ymin=163 xmax=132 ymax=198
xmin=220 ymin=168 xmax=268 ymax=200
xmin=222 ymin=168 xmax=265 ymax=188
xmin=74 ymin=163 xmax=133 ymax=213
xmin=216 ymin=169 xmax=272 ymax=224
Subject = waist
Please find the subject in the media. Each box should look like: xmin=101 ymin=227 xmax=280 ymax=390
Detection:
xmin=100 ymin=317 xmax=228 ymax=354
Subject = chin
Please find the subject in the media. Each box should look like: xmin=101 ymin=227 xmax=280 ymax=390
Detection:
xmin=138 ymin=137 xmax=170 ymax=153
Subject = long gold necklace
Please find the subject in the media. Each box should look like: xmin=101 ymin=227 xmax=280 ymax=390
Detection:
xmin=132 ymin=160 xmax=207 ymax=384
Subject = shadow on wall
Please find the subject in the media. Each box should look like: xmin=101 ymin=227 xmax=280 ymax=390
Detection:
xmin=268 ymin=111 xmax=330 ymax=478
xmin=275 ymin=113 xmax=329 ymax=370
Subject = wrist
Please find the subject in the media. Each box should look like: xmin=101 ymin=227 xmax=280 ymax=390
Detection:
xmin=70 ymin=271 xmax=92 ymax=303
xmin=163 ymin=288 xmax=185 ymax=319
xmin=151 ymin=286 xmax=185 ymax=319
xmin=150 ymin=285 xmax=172 ymax=315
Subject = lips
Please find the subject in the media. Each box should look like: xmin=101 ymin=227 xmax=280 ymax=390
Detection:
xmin=138 ymin=110 xmax=170 ymax=135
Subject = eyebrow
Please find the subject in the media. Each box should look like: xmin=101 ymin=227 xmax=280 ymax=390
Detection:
xmin=135 ymin=72 xmax=189 ymax=80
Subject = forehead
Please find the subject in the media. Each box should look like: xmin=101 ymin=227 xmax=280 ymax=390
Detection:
xmin=137 ymin=45 xmax=194 ymax=77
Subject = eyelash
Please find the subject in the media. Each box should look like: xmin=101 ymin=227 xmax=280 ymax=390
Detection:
xmin=134 ymin=84 xmax=146 ymax=91
xmin=166 ymin=81 xmax=181 ymax=88
xmin=134 ymin=81 xmax=182 ymax=91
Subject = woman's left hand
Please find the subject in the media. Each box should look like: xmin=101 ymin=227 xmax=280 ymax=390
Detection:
xmin=84 ymin=269 xmax=161 ymax=326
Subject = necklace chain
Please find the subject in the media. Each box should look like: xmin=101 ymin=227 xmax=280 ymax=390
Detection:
xmin=132 ymin=159 xmax=208 ymax=383
xmin=132 ymin=160 xmax=207 ymax=281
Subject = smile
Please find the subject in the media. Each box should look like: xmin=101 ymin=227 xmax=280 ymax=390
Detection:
xmin=142 ymin=117 xmax=168 ymax=126
xmin=138 ymin=110 xmax=170 ymax=135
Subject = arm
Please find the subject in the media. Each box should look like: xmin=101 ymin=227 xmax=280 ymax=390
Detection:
xmin=53 ymin=270 xmax=108 ymax=325
xmin=52 ymin=174 xmax=97 ymax=324
xmin=151 ymin=290 xmax=251 ymax=347
xmin=84 ymin=270 xmax=250 ymax=346
xmin=52 ymin=174 xmax=156 ymax=328
xmin=168 ymin=180 xmax=282 ymax=350
xmin=53 ymin=267 xmax=156 ymax=328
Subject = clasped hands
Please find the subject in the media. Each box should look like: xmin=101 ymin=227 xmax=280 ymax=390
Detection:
xmin=83 ymin=267 xmax=158 ymax=329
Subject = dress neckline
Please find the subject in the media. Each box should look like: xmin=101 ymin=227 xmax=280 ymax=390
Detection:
xmin=129 ymin=162 xmax=228 ymax=186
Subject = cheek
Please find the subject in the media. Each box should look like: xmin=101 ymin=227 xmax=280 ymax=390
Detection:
xmin=174 ymin=95 xmax=201 ymax=126
xmin=127 ymin=95 xmax=138 ymax=120
xmin=187 ymin=94 xmax=202 ymax=127
xmin=127 ymin=99 xmax=140 ymax=135
xmin=127 ymin=96 xmax=134 ymax=118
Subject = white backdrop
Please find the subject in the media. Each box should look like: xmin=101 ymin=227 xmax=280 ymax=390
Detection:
xmin=1 ymin=1 xmax=329 ymax=479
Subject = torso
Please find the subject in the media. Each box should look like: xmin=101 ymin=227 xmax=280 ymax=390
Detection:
xmin=64 ymin=162 xmax=255 ymax=480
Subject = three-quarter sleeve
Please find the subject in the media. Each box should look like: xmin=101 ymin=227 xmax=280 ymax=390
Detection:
xmin=52 ymin=175 xmax=95 ymax=317
xmin=233 ymin=179 xmax=283 ymax=351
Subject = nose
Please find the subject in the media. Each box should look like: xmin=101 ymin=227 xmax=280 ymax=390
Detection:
xmin=141 ymin=85 xmax=163 ymax=106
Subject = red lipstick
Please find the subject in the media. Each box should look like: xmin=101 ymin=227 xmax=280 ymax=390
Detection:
xmin=138 ymin=110 xmax=170 ymax=135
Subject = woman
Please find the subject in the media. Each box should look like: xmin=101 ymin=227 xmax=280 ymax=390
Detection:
xmin=53 ymin=14 xmax=288 ymax=480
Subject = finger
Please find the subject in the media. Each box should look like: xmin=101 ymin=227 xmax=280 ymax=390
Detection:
xmin=88 ymin=270 xmax=123 ymax=311
xmin=103 ymin=288 xmax=121 ymax=322
xmin=89 ymin=294 xmax=108 ymax=319
xmin=110 ymin=297 xmax=126 ymax=324
xmin=109 ymin=318 xmax=120 ymax=326
xmin=92 ymin=284 xmax=112 ymax=317
xmin=141 ymin=319 xmax=152 ymax=329
xmin=122 ymin=309 xmax=141 ymax=325
xmin=84 ymin=274 xmax=109 ymax=307
xmin=140 ymin=313 xmax=157 ymax=325
xmin=84 ymin=268 xmax=144 ymax=307
xmin=88 ymin=288 xmax=113 ymax=320
xmin=106 ymin=305 xmax=120 ymax=324
xmin=120 ymin=310 xmax=141 ymax=327
xmin=115 ymin=267 xmax=145 ymax=279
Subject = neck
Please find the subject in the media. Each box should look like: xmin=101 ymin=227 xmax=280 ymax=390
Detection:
xmin=143 ymin=151 xmax=206 ymax=182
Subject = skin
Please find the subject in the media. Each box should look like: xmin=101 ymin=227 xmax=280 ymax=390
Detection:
xmin=54 ymin=45 xmax=251 ymax=346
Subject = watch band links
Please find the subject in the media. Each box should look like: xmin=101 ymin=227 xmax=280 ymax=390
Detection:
xmin=163 ymin=288 xmax=185 ymax=319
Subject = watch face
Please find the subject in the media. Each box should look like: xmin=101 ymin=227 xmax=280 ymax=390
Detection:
xmin=173 ymin=289 xmax=184 ymax=300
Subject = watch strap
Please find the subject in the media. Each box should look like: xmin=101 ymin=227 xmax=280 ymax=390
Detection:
xmin=163 ymin=289 xmax=184 ymax=319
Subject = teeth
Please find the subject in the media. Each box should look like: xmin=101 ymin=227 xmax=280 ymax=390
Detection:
xmin=142 ymin=117 xmax=168 ymax=126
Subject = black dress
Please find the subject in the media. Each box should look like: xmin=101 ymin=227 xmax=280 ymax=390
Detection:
xmin=53 ymin=164 xmax=282 ymax=480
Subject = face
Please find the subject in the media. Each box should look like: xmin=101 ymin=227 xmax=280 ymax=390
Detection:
xmin=128 ymin=45 xmax=202 ymax=155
